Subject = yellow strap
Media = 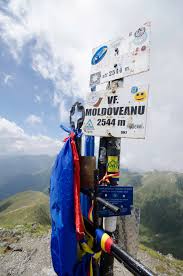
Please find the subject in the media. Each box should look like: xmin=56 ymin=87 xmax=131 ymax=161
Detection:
xmin=79 ymin=217 xmax=101 ymax=275
xmin=93 ymin=251 xmax=102 ymax=260
xmin=90 ymin=258 xmax=93 ymax=276
xmin=80 ymin=241 xmax=94 ymax=254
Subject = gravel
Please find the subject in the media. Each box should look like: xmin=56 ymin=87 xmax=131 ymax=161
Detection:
xmin=0 ymin=230 xmax=181 ymax=276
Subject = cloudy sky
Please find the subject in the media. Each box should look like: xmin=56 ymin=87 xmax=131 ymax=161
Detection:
xmin=0 ymin=0 xmax=182 ymax=171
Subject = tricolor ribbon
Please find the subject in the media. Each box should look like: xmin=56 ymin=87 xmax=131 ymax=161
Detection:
xmin=96 ymin=229 xmax=113 ymax=254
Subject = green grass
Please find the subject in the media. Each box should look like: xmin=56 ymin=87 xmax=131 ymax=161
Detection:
xmin=140 ymin=226 xmax=183 ymax=259
xmin=0 ymin=191 xmax=50 ymax=228
xmin=140 ymin=244 xmax=183 ymax=275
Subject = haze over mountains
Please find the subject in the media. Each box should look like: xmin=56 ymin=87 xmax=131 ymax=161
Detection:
xmin=0 ymin=155 xmax=54 ymax=200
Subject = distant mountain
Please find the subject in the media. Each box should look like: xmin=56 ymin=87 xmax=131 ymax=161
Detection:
xmin=0 ymin=155 xmax=55 ymax=200
xmin=120 ymin=170 xmax=183 ymax=259
xmin=0 ymin=155 xmax=54 ymax=176
xmin=0 ymin=191 xmax=50 ymax=227
xmin=136 ymin=171 xmax=183 ymax=259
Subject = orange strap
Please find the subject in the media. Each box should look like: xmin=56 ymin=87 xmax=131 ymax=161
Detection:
xmin=99 ymin=171 xmax=119 ymax=184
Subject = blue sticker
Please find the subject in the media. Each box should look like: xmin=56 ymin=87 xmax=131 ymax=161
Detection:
xmin=91 ymin=46 xmax=108 ymax=65
xmin=131 ymin=86 xmax=138 ymax=94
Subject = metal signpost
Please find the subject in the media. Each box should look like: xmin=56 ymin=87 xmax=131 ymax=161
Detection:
xmin=68 ymin=22 xmax=152 ymax=276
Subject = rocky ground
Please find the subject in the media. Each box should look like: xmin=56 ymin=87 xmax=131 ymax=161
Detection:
xmin=0 ymin=228 xmax=183 ymax=276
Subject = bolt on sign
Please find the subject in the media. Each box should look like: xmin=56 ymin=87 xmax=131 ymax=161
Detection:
xmin=82 ymin=84 xmax=149 ymax=138
xmin=90 ymin=22 xmax=151 ymax=86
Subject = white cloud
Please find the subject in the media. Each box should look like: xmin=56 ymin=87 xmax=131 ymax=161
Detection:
xmin=58 ymin=101 xmax=69 ymax=125
xmin=0 ymin=1 xmax=183 ymax=171
xmin=25 ymin=114 xmax=42 ymax=125
xmin=0 ymin=10 xmax=32 ymax=61
xmin=0 ymin=117 xmax=62 ymax=155
xmin=34 ymin=94 xmax=41 ymax=103
xmin=3 ymin=73 xmax=14 ymax=85
xmin=0 ymin=72 xmax=14 ymax=86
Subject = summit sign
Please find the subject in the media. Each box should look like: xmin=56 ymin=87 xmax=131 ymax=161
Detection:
xmin=82 ymin=84 xmax=149 ymax=138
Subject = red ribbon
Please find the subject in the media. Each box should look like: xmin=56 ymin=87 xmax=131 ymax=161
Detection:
xmin=70 ymin=132 xmax=85 ymax=240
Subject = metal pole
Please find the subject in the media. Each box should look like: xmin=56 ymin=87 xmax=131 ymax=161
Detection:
xmin=98 ymin=136 xmax=114 ymax=275
xmin=111 ymin=244 xmax=153 ymax=276
xmin=98 ymin=80 xmax=122 ymax=276
xmin=92 ymin=169 xmax=100 ymax=276
xmin=81 ymin=84 xmax=95 ymax=217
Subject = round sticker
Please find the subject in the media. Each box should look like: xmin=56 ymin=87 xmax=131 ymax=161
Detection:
xmin=131 ymin=86 xmax=138 ymax=94
xmin=141 ymin=45 xmax=146 ymax=51
xmin=134 ymin=27 xmax=146 ymax=38
xmin=133 ymin=27 xmax=147 ymax=45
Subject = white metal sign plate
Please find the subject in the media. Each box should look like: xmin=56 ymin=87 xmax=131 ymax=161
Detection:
xmin=82 ymin=84 xmax=149 ymax=138
xmin=90 ymin=22 xmax=151 ymax=86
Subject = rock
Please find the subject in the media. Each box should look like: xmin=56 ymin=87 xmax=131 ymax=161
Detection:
xmin=32 ymin=223 xmax=37 ymax=230
xmin=166 ymin=253 xmax=173 ymax=260
xmin=11 ymin=243 xmax=23 ymax=252
xmin=0 ymin=241 xmax=8 ymax=247
xmin=4 ymin=245 xmax=12 ymax=253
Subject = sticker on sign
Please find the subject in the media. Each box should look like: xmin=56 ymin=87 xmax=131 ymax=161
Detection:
xmin=90 ymin=22 xmax=151 ymax=86
xmin=82 ymin=84 xmax=149 ymax=138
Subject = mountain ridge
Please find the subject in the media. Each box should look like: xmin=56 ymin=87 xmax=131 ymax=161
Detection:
xmin=0 ymin=191 xmax=50 ymax=227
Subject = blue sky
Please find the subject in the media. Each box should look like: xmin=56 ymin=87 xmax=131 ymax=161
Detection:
xmin=0 ymin=0 xmax=183 ymax=171
xmin=0 ymin=39 xmax=60 ymax=137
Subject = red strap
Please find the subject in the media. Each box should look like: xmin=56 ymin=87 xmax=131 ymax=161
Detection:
xmin=70 ymin=132 xmax=85 ymax=240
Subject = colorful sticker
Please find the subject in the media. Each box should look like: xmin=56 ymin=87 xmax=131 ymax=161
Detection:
xmin=133 ymin=27 xmax=147 ymax=45
xmin=91 ymin=46 xmax=108 ymax=65
xmin=134 ymin=27 xmax=146 ymax=38
xmin=90 ymin=72 xmax=101 ymax=86
xmin=107 ymin=156 xmax=119 ymax=173
xmin=134 ymin=91 xmax=147 ymax=102
xmin=84 ymin=119 xmax=94 ymax=131
xmin=131 ymin=86 xmax=138 ymax=94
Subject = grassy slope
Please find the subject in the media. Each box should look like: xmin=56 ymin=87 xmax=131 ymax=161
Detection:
xmin=140 ymin=244 xmax=183 ymax=275
xmin=0 ymin=191 xmax=50 ymax=227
